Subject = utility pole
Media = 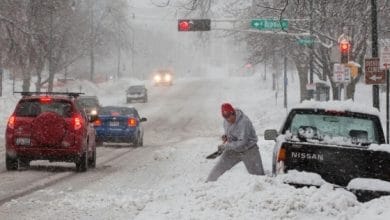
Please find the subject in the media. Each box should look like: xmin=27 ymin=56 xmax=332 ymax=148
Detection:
xmin=371 ymin=0 xmax=380 ymax=110
xmin=308 ymin=0 xmax=314 ymax=100
xmin=263 ymin=59 xmax=267 ymax=81
xmin=284 ymin=52 xmax=288 ymax=108
xmin=48 ymin=5 xmax=54 ymax=92
xmin=0 ymin=68 xmax=3 ymax=96
xmin=89 ymin=0 xmax=95 ymax=82
xmin=117 ymin=44 xmax=121 ymax=78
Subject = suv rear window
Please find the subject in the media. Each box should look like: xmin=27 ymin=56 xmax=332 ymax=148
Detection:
xmin=15 ymin=99 xmax=73 ymax=118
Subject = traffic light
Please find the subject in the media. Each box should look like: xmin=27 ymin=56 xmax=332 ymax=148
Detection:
xmin=178 ymin=19 xmax=211 ymax=31
xmin=339 ymin=39 xmax=350 ymax=64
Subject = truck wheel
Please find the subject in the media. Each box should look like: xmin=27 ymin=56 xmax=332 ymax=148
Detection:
xmin=6 ymin=154 xmax=18 ymax=171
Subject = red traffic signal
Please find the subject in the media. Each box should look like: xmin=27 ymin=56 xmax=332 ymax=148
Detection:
xmin=178 ymin=20 xmax=190 ymax=31
xmin=178 ymin=19 xmax=211 ymax=31
xmin=339 ymin=39 xmax=350 ymax=53
xmin=339 ymin=39 xmax=350 ymax=64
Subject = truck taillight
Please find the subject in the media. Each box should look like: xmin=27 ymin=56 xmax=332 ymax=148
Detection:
xmin=7 ymin=115 xmax=15 ymax=129
xmin=277 ymin=147 xmax=286 ymax=162
xmin=276 ymin=146 xmax=286 ymax=174
xmin=128 ymin=118 xmax=137 ymax=127
xmin=73 ymin=114 xmax=83 ymax=130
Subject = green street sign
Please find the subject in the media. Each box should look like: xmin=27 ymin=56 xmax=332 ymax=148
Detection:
xmin=251 ymin=19 xmax=288 ymax=30
xmin=298 ymin=37 xmax=314 ymax=46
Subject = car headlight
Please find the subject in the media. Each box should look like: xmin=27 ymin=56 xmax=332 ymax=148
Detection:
xmin=90 ymin=109 xmax=98 ymax=115
xmin=154 ymin=75 xmax=161 ymax=82
xmin=164 ymin=74 xmax=171 ymax=81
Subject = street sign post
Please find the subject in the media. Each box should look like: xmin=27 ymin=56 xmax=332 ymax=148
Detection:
xmin=251 ymin=19 xmax=288 ymax=30
xmin=333 ymin=64 xmax=348 ymax=83
xmin=333 ymin=63 xmax=352 ymax=100
xmin=365 ymin=58 xmax=385 ymax=84
xmin=380 ymin=46 xmax=390 ymax=68
xmin=346 ymin=63 xmax=359 ymax=79
xmin=379 ymin=40 xmax=390 ymax=143
xmin=344 ymin=68 xmax=351 ymax=82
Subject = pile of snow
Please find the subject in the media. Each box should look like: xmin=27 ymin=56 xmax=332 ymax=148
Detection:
xmin=348 ymin=178 xmax=390 ymax=192
xmin=153 ymin=147 xmax=176 ymax=161
xmin=296 ymin=99 xmax=380 ymax=116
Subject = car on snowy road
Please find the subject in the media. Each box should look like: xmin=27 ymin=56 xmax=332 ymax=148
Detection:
xmin=152 ymin=68 xmax=173 ymax=86
xmin=77 ymin=95 xmax=101 ymax=116
xmin=264 ymin=100 xmax=390 ymax=202
xmin=126 ymin=85 xmax=148 ymax=103
xmin=94 ymin=106 xmax=147 ymax=147
xmin=5 ymin=92 xmax=98 ymax=172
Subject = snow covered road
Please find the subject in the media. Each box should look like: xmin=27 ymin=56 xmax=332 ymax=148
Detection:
xmin=1 ymin=74 xmax=390 ymax=219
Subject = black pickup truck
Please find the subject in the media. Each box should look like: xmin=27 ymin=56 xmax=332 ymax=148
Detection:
xmin=264 ymin=102 xmax=390 ymax=202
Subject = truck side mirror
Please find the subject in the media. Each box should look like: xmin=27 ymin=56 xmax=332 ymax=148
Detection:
xmin=264 ymin=129 xmax=278 ymax=140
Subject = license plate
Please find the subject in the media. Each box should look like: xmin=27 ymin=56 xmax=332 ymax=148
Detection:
xmin=109 ymin=121 xmax=119 ymax=127
xmin=16 ymin=137 xmax=31 ymax=146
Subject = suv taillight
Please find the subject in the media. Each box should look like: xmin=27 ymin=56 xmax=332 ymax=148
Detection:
xmin=40 ymin=96 xmax=52 ymax=104
xmin=73 ymin=114 xmax=83 ymax=130
xmin=128 ymin=118 xmax=137 ymax=127
xmin=7 ymin=115 xmax=15 ymax=129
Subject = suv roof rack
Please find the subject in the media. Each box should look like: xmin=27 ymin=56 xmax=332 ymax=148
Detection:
xmin=14 ymin=91 xmax=85 ymax=98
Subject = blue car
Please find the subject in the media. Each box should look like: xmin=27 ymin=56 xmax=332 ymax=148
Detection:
xmin=94 ymin=106 xmax=147 ymax=147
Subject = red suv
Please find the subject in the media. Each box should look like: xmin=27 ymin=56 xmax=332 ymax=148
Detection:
xmin=5 ymin=92 xmax=97 ymax=172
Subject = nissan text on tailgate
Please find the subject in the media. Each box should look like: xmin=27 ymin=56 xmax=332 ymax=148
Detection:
xmin=264 ymin=100 xmax=390 ymax=202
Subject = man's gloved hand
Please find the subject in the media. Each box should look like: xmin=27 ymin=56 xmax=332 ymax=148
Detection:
xmin=218 ymin=144 xmax=226 ymax=152
xmin=221 ymin=135 xmax=227 ymax=142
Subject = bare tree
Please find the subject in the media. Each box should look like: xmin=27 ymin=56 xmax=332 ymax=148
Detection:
xmin=0 ymin=0 xmax=134 ymax=92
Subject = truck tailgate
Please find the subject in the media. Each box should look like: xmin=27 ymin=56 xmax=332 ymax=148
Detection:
xmin=284 ymin=143 xmax=390 ymax=186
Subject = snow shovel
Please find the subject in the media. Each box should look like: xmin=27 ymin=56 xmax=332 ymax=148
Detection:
xmin=206 ymin=138 xmax=227 ymax=159
xmin=206 ymin=150 xmax=223 ymax=159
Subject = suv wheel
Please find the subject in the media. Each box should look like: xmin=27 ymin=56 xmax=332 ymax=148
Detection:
xmin=76 ymin=150 xmax=88 ymax=172
xmin=88 ymin=149 xmax=96 ymax=168
xmin=6 ymin=154 xmax=18 ymax=171
xmin=19 ymin=158 xmax=30 ymax=169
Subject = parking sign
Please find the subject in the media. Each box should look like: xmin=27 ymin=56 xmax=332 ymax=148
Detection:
xmin=380 ymin=46 xmax=390 ymax=68
xmin=333 ymin=64 xmax=347 ymax=83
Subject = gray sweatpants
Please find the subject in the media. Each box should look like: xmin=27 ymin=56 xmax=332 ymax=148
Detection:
xmin=206 ymin=146 xmax=265 ymax=182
